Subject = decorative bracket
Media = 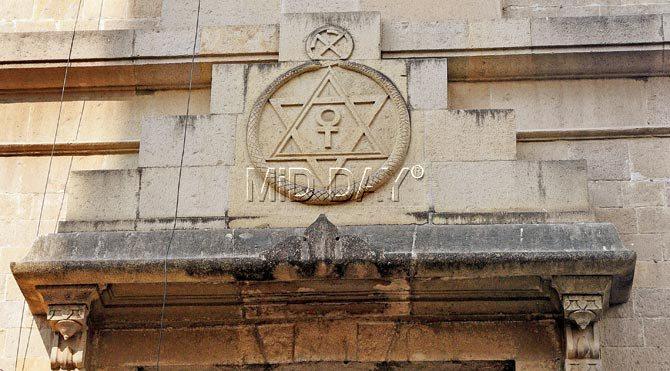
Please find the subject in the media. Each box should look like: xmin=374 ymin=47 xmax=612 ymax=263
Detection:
xmin=38 ymin=285 xmax=98 ymax=370
xmin=563 ymin=294 xmax=603 ymax=371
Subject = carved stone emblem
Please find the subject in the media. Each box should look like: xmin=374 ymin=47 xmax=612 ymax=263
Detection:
xmin=247 ymin=60 xmax=410 ymax=204
xmin=305 ymin=25 xmax=354 ymax=61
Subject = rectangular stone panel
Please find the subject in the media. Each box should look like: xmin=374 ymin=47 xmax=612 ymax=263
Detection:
xmin=430 ymin=160 xmax=589 ymax=213
xmin=281 ymin=0 xmax=360 ymax=13
xmin=199 ymin=25 xmax=279 ymax=55
xmin=210 ymin=64 xmax=247 ymax=114
xmin=419 ymin=109 xmax=516 ymax=162
xmin=139 ymin=165 xmax=230 ymax=219
xmin=408 ymin=59 xmax=448 ymax=110
xmin=531 ymin=14 xmax=664 ymax=46
xmin=66 ymin=169 xmax=139 ymax=221
xmin=382 ymin=20 xmax=467 ymax=52
xmin=139 ymin=114 xmax=236 ymax=168
xmin=279 ymin=11 xmax=381 ymax=61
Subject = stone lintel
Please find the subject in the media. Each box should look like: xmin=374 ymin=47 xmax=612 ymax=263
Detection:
xmin=13 ymin=217 xmax=634 ymax=319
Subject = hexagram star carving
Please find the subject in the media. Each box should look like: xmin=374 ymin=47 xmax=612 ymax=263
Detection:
xmin=266 ymin=67 xmax=390 ymax=186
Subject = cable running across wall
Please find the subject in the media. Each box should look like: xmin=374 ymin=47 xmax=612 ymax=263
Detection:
xmin=155 ymin=0 xmax=203 ymax=368
xmin=13 ymin=1 xmax=84 ymax=370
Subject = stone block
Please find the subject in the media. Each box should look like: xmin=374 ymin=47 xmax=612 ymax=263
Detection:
xmin=602 ymin=346 xmax=670 ymax=371
xmin=620 ymin=233 xmax=664 ymax=261
xmin=0 ymin=32 xmax=70 ymax=62
xmin=177 ymin=166 xmax=230 ymax=217
xmin=595 ymin=208 xmax=637 ymax=234
xmin=138 ymin=167 xmax=179 ymax=219
xmin=635 ymin=288 xmax=670 ymax=317
xmin=665 ymin=14 xmax=670 ymax=41
xmin=629 ymin=138 xmax=670 ymax=179
xmin=198 ymin=0 xmax=281 ymax=27
xmin=361 ymin=0 xmax=502 ymax=22
xmin=623 ymin=181 xmax=666 ymax=207
xmin=588 ymin=181 xmax=623 ymax=208
xmin=256 ymin=324 xmax=294 ymax=363
xmin=71 ymin=30 xmax=134 ymax=59
xmin=356 ymin=322 xmax=408 ymax=362
xmin=634 ymin=261 xmax=670 ymax=288
xmin=139 ymin=115 xmax=187 ymax=167
xmin=531 ymin=14 xmax=664 ymax=47
xmin=211 ymin=64 xmax=247 ymax=114
xmin=199 ymin=25 xmax=279 ymax=55
xmin=637 ymin=207 xmax=670 ymax=234
xmin=281 ymin=0 xmax=360 ymax=13
xmin=139 ymin=115 xmax=236 ymax=168
xmin=421 ymin=110 xmax=516 ymax=162
xmin=430 ymin=160 xmax=589 ymax=213
xmin=570 ymin=140 xmax=631 ymax=181
xmin=128 ymin=0 xmax=162 ymax=18
xmin=600 ymin=317 xmax=644 ymax=347
xmin=279 ymin=11 xmax=381 ymax=61
xmin=467 ymin=19 xmax=531 ymax=49
xmin=382 ymin=20 xmax=467 ymax=52
xmin=183 ymin=115 xmax=237 ymax=166
xmin=294 ymin=320 xmax=356 ymax=361
xmin=66 ymin=170 xmax=139 ymax=221
xmin=408 ymin=59 xmax=448 ymax=110
xmin=644 ymin=319 xmax=670 ymax=347
xmin=158 ymin=0 xmax=200 ymax=30
xmin=133 ymin=29 xmax=198 ymax=57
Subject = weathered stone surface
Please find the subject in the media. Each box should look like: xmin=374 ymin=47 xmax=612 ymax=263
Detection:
xmin=133 ymin=28 xmax=199 ymax=57
xmin=467 ymin=18 xmax=531 ymax=49
xmin=199 ymin=25 xmax=279 ymax=55
xmin=279 ymin=11 xmax=381 ymax=61
xmin=588 ymin=181 xmax=623 ymax=208
xmin=620 ymin=234 xmax=664 ymax=261
xmin=420 ymin=110 xmax=516 ymax=161
xmin=66 ymin=170 xmax=139 ymax=221
xmin=139 ymin=114 xmax=236 ymax=168
xmin=518 ymin=140 xmax=632 ymax=181
xmin=595 ymin=208 xmax=638 ymax=235
xmin=408 ymin=59 xmax=448 ymax=110
xmin=623 ymin=181 xmax=666 ymax=207
xmin=281 ymin=0 xmax=360 ymax=13
xmin=177 ymin=165 xmax=230 ymax=217
xmin=72 ymin=30 xmax=134 ymax=59
xmin=600 ymin=317 xmax=645 ymax=347
xmin=430 ymin=160 xmax=589 ymax=213
xmin=138 ymin=166 xmax=179 ymax=219
xmin=628 ymin=138 xmax=670 ymax=179
xmin=364 ymin=0 xmax=502 ymax=22
xmin=531 ymin=14 xmax=664 ymax=46
xmin=211 ymin=64 xmax=247 ymax=114
xmin=636 ymin=207 xmax=670 ymax=234
xmin=382 ymin=20 xmax=467 ymax=51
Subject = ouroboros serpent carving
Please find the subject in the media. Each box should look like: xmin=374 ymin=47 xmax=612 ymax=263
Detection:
xmin=246 ymin=60 xmax=411 ymax=205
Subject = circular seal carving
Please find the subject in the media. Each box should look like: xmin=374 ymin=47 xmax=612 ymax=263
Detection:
xmin=305 ymin=25 xmax=354 ymax=61
xmin=247 ymin=61 xmax=411 ymax=205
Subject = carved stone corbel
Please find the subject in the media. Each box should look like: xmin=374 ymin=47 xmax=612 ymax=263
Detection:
xmin=38 ymin=285 xmax=98 ymax=371
xmin=48 ymin=304 xmax=88 ymax=370
xmin=563 ymin=295 xmax=603 ymax=371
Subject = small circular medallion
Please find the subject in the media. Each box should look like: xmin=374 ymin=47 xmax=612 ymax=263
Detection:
xmin=305 ymin=25 xmax=354 ymax=61
xmin=246 ymin=61 xmax=411 ymax=204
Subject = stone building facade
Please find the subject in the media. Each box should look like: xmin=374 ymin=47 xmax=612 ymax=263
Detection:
xmin=0 ymin=0 xmax=669 ymax=370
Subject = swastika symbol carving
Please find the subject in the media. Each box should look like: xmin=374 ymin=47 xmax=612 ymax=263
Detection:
xmin=306 ymin=25 xmax=354 ymax=61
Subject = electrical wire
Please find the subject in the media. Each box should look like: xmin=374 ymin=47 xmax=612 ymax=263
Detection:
xmin=13 ymin=1 xmax=83 ymax=370
xmin=155 ymin=1 xmax=202 ymax=368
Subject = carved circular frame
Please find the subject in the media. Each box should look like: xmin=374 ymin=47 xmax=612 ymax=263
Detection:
xmin=246 ymin=61 xmax=411 ymax=205
xmin=305 ymin=25 xmax=354 ymax=61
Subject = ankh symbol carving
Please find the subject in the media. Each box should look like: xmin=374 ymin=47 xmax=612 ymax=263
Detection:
xmin=316 ymin=108 xmax=340 ymax=149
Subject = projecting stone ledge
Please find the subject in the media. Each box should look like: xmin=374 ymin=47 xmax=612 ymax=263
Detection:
xmin=12 ymin=215 xmax=634 ymax=370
